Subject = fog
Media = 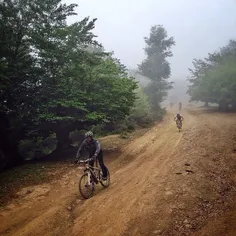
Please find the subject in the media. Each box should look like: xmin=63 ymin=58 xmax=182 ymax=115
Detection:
xmin=65 ymin=0 xmax=236 ymax=78
xmin=64 ymin=0 xmax=236 ymax=103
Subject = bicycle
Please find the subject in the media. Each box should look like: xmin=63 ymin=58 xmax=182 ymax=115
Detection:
xmin=178 ymin=102 xmax=182 ymax=112
xmin=76 ymin=157 xmax=110 ymax=199
xmin=176 ymin=119 xmax=182 ymax=132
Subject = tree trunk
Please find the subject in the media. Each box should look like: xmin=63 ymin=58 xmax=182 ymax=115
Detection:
xmin=0 ymin=139 xmax=24 ymax=169
xmin=44 ymin=127 xmax=76 ymax=160
xmin=55 ymin=128 xmax=72 ymax=151
xmin=232 ymin=101 xmax=236 ymax=111
xmin=42 ymin=120 xmax=95 ymax=160
xmin=218 ymin=101 xmax=228 ymax=111
xmin=0 ymin=114 xmax=24 ymax=170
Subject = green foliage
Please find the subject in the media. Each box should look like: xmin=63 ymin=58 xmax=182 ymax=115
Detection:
xmin=19 ymin=135 xmax=57 ymax=160
xmin=38 ymin=55 xmax=137 ymax=125
xmin=90 ymin=85 xmax=154 ymax=135
xmin=139 ymin=25 xmax=175 ymax=119
xmin=0 ymin=0 xmax=138 ymax=168
xmin=188 ymin=40 xmax=236 ymax=110
xmin=128 ymin=86 xmax=152 ymax=125
xmin=132 ymin=86 xmax=150 ymax=117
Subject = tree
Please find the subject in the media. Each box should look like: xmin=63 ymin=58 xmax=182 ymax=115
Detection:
xmin=32 ymin=16 xmax=101 ymax=151
xmin=0 ymin=0 xmax=44 ymax=166
xmin=188 ymin=40 xmax=236 ymax=111
xmin=139 ymin=25 xmax=175 ymax=119
xmin=39 ymin=52 xmax=137 ymax=152
xmin=0 ymin=0 xmax=138 ymax=168
xmin=187 ymin=59 xmax=212 ymax=106
xmin=128 ymin=86 xmax=152 ymax=125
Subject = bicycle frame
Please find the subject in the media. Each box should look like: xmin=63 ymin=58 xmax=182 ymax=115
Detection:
xmin=77 ymin=157 xmax=110 ymax=199
xmin=176 ymin=120 xmax=182 ymax=131
xmin=81 ymin=160 xmax=102 ymax=185
xmin=176 ymin=120 xmax=181 ymax=126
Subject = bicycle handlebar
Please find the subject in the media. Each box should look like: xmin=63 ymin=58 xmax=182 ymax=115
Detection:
xmin=76 ymin=158 xmax=94 ymax=164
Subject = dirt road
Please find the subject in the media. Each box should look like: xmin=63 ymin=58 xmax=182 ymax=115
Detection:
xmin=1 ymin=108 xmax=236 ymax=236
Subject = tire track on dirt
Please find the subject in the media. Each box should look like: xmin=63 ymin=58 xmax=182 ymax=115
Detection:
xmin=1 ymin=109 xmax=209 ymax=236
xmin=72 ymin=111 xmax=188 ymax=236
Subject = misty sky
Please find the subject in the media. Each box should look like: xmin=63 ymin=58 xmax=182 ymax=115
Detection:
xmin=65 ymin=0 xmax=236 ymax=80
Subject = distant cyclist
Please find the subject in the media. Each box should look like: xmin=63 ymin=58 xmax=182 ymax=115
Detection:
xmin=75 ymin=131 xmax=108 ymax=180
xmin=178 ymin=102 xmax=182 ymax=111
xmin=174 ymin=113 xmax=184 ymax=128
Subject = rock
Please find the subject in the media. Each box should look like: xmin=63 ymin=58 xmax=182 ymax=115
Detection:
xmin=165 ymin=191 xmax=173 ymax=195
xmin=153 ymin=229 xmax=162 ymax=235
xmin=186 ymin=224 xmax=192 ymax=229
xmin=67 ymin=206 xmax=72 ymax=211
xmin=75 ymin=199 xmax=81 ymax=204
xmin=17 ymin=188 xmax=33 ymax=197
xmin=185 ymin=169 xmax=194 ymax=173
xmin=7 ymin=203 xmax=16 ymax=210
xmin=27 ymin=189 xmax=33 ymax=194
xmin=183 ymin=219 xmax=188 ymax=224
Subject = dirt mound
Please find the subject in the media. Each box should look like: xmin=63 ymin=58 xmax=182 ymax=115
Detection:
xmin=16 ymin=184 xmax=51 ymax=201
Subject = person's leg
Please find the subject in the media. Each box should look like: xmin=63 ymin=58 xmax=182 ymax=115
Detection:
xmin=97 ymin=150 xmax=107 ymax=178
xmin=84 ymin=157 xmax=94 ymax=186
xmin=89 ymin=157 xmax=94 ymax=170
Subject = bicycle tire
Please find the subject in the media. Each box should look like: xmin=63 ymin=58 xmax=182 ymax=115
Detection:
xmin=100 ymin=168 xmax=110 ymax=188
xmin=176 ymin=121 xmax=182 ymax=132
xmin=79 ymin=173 xmax=94 ymax=199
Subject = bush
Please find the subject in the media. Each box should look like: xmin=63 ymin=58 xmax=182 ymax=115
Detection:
xmin=19 ymin=135 xmax=57 ymax=160
xmin=90 ymin=86 xmax=154 ymax=136
xmin=128 ymin=86 xmax=153 ymax=126
xmin=70 ymin=86 xmax=155 ymax=139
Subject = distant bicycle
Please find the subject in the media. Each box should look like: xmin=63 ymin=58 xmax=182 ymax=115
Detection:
xmin=178 ymin=102 xmax=182 ymax=111
xmin=76 ymin=158 xmax=110 ymax=199
xmin=174 ymin=113 xmax=183 ymax=132
xmin=176 ymin=119 xmax=182 ymax=132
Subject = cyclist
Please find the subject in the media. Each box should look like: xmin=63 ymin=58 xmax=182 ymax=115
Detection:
xmin=178 ymin=102 xmax=182 ymax=111
xmin=75 ymin=131 xmax=108 ymax=180
xmin=174 ymin=113 xmax=184 ymax=128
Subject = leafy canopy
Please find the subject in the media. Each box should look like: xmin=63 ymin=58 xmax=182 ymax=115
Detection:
xmin=139 ymin=25 xmax=175 ymax=119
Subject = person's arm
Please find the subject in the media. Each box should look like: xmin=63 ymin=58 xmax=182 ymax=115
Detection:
xmin=174 ymin=116 xmax=177 ymax=121
xmin=76 ymin=140 xmax=86 ymax=159
xmin=93 ymin=140 xmax=101 ymax=157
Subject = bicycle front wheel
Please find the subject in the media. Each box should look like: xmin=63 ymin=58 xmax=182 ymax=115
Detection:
xmin=100 ymin=168 xmax=110 ymax=188
xmin=79 ymin=173 xmax=94 ymax=199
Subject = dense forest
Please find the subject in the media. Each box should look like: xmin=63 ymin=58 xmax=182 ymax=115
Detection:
xmin=187 ymin=40 xmax=236 ymax=110
xmin=0 ymin=0 xmax=175 ymax=170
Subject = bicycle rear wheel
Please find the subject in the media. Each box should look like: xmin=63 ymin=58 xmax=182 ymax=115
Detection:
xmin=100 ymin=168 xmax=110 ymax=188
xmin=176 ymin=121 xmax=182 ymax=131
xmin=79 ymin=173 xmax=94 ymax=199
